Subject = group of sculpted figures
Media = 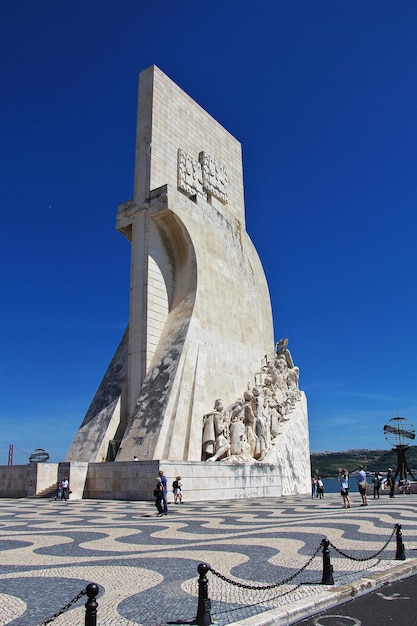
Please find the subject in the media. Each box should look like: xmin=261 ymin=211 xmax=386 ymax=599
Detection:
xmin=202 ymin=339 xmax=302 ymax=462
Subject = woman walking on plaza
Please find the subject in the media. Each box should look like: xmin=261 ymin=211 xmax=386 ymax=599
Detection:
xmin=339 ymin=469 xmax=351 ymax=508
xmin=172 ymin=476 xmax=183 ymax=504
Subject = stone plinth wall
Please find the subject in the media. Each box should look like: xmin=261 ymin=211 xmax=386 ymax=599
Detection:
xmin=3 ymin=458 xmax=417 ymax=500
xmin=0 ymin=461 xmax=282 ymax=501
xmin=171 ymin=461 xmax=283 ymax=501
xmin=85 ymin=460 xmax=282 ymax=501
xmin=85 ymin=461 xmax=161 ymax=500
xmin=0 ymin=465 xmax=36 ymax=497
xmin=0 ymin=463 xmax=58 ymax=498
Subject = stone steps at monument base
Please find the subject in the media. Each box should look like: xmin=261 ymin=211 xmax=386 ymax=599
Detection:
xmin=32 ymin=483 xmax=57 ymax=498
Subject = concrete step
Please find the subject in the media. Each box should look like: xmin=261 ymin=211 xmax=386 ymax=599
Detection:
xmin=34 ymin=483 xmax=57 ymax=498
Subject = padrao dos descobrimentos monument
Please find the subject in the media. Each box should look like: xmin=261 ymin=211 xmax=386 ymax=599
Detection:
xmin=0 ymin=66 xmax=310 ymax=501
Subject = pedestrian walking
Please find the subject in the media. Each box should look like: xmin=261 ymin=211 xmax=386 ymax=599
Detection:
xmin=154 ymin=478 xmax=164 ymax=516
xmin=61 ymin=477 xmax=69 ymax=501
xmin=372 ymin=472 xmax=382 ymax=499
xmin=172 ymin=476 xmax=183 ymax=503
xmin=357 ymin=466 xmax=368 ymax=506
xmin=338 ymin=469 xmax=351 ymax=508
xmin=158 ymin=470 xmax=168 ymax=514
xmin=311 ymin=476 xmax=318 ymax=499
xmin=54 ymin=481 xmax=62 ymax=501
xmin=386 ymin=468 xmax=395 ymax=498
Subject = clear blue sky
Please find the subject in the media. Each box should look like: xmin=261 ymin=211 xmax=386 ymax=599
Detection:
xmin=1 ymin=0 xmax=416 ymax=463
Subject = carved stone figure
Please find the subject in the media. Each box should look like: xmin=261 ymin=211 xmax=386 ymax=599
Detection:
xmin=221 ymin=433 xmax=255 ymax=463
xmin=263 ymin=390 xmax=281 ymax=439
xmin=243 ymin=391 xmax=257 ymax=457
xmin=202 ymin=399 xmax=231 ymax=461
xmin=206 ymin=433 xmax=231 ymax=461
xmin=228 ymin=398 xmax=245 ymax=455
xmin=275 ymin=337 xmax=294 ymax=368
xmin=202 ymin=339 xmax=303 ymax=462
xmin=254 ymin=414 xmax=267 ymax=460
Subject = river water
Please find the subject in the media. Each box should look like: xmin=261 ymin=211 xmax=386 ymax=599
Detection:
xmin=321 ymin=477 xmax=342 ymax=494
xmin=319 ymin=476 xmax=382 ymax=494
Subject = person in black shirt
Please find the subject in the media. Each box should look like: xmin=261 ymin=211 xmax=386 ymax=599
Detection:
xmin=154 ymin=478 xmax=164 ymax=516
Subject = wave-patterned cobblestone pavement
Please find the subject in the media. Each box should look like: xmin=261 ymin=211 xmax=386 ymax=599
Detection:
xmin=1 ymin=493 xmax=417 ymax=625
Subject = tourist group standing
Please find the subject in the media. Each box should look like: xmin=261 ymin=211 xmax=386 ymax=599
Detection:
xmin=311 ymin=475 xmax=325 ymax=499
xmin=333 ymin=466 xmax=413 ymax=507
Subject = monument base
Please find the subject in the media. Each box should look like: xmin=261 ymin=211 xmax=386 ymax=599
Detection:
xmin=84 ymin=460 xmax=283 ymax=501
xmin=0 ymin=459 xmax=304 ymax=501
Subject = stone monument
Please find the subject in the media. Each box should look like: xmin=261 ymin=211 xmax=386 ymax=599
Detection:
xmin=66 ymin=66 xmax=310 ymax=497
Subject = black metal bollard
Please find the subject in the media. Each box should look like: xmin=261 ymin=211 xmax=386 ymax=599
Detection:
xmin=395 ymin=524 xmax=406 ymax=560
xmin=195 ymin=563 xmax=212 ymax=626
xmin=85 ymin=582 xmax=99 ymax=626
xmin=321 ymin=538 xmax=334 ymax=585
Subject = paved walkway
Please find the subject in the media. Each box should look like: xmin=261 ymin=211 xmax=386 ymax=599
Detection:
xmin=0 ymin=492 xmax=417 ymax=625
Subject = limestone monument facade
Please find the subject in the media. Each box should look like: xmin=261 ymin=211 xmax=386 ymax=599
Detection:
xmin=66 ymin=66 xmax=310 ymax=495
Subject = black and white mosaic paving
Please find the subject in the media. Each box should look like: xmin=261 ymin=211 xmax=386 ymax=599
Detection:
xmin=1 ymin=493 xmax=417 ymax=625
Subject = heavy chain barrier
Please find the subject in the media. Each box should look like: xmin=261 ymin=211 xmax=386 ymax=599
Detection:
xmin=195 ymin=523 xmax=405 ymax=626
xmin=209 ymin=541 xmax=323 ymax=590
xmin=38 ymin=589 xmax=86 ymax=626
xmin=328 ymin=524 xmax=397 ymax=561
xmin=38 ymin=582 xmax=99 ymax=626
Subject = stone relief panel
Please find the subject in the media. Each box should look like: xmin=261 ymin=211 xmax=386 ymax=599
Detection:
xmin=177 ymin=149 xmax=228 ymax=204
xmin=202 ymin=338 xmax=302 ymax=463
xmin=199 ymin=151 xmax=228 ymax=204
xmin=177 ymin=149 xmax=206 ymax=200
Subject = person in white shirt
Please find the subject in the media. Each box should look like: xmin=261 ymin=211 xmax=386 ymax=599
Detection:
xmin=61 ymin=477 xmax=69 ymax=501
xmin=317 ymin=477 xmax=324 ymax=499
xmin=357 ymin=466 xmax=368 ymax=506
xmin=338 ymin=469 xmax=351 ymax=508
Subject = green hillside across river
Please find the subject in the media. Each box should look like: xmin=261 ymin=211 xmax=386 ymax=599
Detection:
xmin=310 ymin=446 xmax=417 ymax=478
